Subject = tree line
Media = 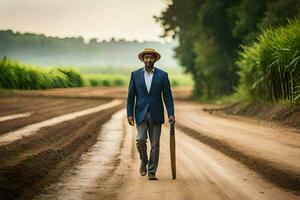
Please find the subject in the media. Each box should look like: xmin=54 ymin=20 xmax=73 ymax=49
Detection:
xmin=0 ymin=30 xmax=177 ymax=67
xmin=156 ymin=0 xmax=300 ymax=102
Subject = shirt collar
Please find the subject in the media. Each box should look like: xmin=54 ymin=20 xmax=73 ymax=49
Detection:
xmin=143 ymin=67 xmax=155 ymax=73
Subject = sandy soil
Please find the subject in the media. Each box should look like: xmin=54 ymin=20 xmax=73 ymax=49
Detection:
xmin=175 ymin=101 xmax=300 ymax=191
xmin=30 ymin=109 xmax=299 ymax=200
xmin=0 ymin=88 xmax=299 ymax=200
xmin=0 ymin=95 xmax=111 ymax=134
xmin=0 ymin=99 xmax=122 ymax=146
xmin=0 ymin=95 xmax=124 ymax=200
xmin=203 ymin=101 xmax=300 ymax=129
xmin=11 ymin=86 xmax=193 ymax=100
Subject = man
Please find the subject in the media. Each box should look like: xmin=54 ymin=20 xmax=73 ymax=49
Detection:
xmin=127 ymin=48 xmax=175 ymax=180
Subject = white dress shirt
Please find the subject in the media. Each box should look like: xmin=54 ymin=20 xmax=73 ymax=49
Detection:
xmin=144 ymin=67 xmax=154 ymax=93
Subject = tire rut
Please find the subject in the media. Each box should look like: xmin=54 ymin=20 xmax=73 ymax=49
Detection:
xmin=0 ymin=99 xmax=109 ymax=134
xmin=0 ymin=104 xmax=123 ymax=200
xmin=176 ymin=122 xmax=300 ymax=194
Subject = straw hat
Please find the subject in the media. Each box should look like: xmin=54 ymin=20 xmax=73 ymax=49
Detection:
xmin=138 ymin=48 xmax=161 ymax=62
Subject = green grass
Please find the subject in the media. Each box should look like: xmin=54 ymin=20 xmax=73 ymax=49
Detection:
xmin=168 ymin=74 xmax=194 ymax=87
xmin=0 ymin=57 xmax=83 ymax=89
xmin=80 ymin=65 xmax=194 ymax=87
xmin=83 ymin=74 xmax=128 ymax=87
xmin=82 ymin=72 xmax=194 ymax=87
xmin=0 ymin=57 xmax=193 ymax=90
xmin=236 ymin=18 xmax=300 ymax=103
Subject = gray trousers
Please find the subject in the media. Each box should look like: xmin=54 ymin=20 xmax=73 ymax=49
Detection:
xmin=136 ymin=111 xmax=162 ymax=174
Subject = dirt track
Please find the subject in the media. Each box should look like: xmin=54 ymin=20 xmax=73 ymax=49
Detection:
xmin=0 ymin=88 xmax=299 ymax=199
xmin=31 ymin=110 xmax=299 ymax=200
xmin=0 ymin=96 xmax=111 ymax=134
xmin=0 ymin=94 xmax=123 ymax=199
xmin=175 ymin=101 xmax=300 ymax=191
xmin=13 ymin=86 xmax=192 ymax=101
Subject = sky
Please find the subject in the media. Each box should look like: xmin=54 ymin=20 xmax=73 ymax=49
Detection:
xmin=0 ymin=0 xmax=170 ymax=42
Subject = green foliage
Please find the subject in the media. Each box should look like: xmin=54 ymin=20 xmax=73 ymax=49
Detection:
xmin=83 ymin=73 xmax=193 ymax=87
xmin=58 ymin=68 xmax=84 ymax=87
xmin=237 ymin=19 xmax=300 ymax=103
xmin=228 ymin=0 xmax=266 ymax=44
xmin=259 ymin=0 xmax=300 ymax=29
xmin=157 ymin=0 xmax=300 ymax=102
xmin=0 ymin=57 xmax=84 ymax=89
xmin=84 ymin=74 xmax=127 ymax=87
xmin=0 ymin=57 xmax=193 ymax=90
xmin=157 ymin=0 xmax=241 ymax=99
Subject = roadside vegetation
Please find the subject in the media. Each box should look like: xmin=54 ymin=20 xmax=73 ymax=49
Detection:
xmin=236 ymin=19 xmax=300 ymax=103
xmin=157 ymin=0 xmax=300 ymax=104
xmin=0 ymin=57 xmax=193 ymax=90
xmin=0 ymin=56 xmax=83 ymax=89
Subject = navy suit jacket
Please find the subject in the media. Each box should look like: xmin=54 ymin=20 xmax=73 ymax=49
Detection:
xmin=126 ymin=66 xmax=175 ymax=125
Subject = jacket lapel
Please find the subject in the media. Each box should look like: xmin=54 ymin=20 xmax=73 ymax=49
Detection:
xmin=149 ymin=67 xmax=157 ymax=94
xmin=140 ymin=68 xmax=148 ymax=94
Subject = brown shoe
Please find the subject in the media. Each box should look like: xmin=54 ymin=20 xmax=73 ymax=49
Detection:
xmin=148 ymin=173 xmax=158 ymax=180
xmin=139 ymin=161 xmax=147 ymax=176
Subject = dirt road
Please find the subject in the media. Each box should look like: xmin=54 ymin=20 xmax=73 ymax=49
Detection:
xmin=0 ymin=88 xmax=299 ymax=199
xmin=14 ymin=86 xmax=192 ymax=100
xmin=32 ymin=109 xmax=299 ymax=200
xmin=175 ymin=101 xmax=300 ymax=191
xmin=0 ymin=94 xmax=124 ymax=199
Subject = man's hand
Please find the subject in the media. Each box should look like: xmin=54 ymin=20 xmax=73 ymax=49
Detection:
xmin=128 ymin=116 xmax=135 ymax=126
xmin=168 ymin=115 xmax=175 ymax=124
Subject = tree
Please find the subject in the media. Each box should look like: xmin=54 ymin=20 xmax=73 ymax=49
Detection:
xmin=156 ymin=0 xmax=300 ymax=100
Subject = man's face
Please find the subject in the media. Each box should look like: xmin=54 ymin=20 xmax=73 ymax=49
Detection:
xmin=143 ymin=54 xmax=156 ymax=67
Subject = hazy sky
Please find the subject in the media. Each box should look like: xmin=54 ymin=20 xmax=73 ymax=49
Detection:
xmin=0 ymin=0 xmax=170 ymax=42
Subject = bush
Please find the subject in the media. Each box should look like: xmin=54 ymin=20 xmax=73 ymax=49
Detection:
xmin=58 ymin=69 xmax=84 ymax=87
xmin=83 ymin=74 xmax=128 ymax=87
xmin=113 ymin=79 xmax=125 ymax=86
xmin=89 ymin=79 xmax=100 ymax=86
xmin=171 ymin=80 xmax=179 ymax=87
xmin=0 ymin=57 xmax=84 ymax=90
xmin=237 ymin=19 xmax=300 ymax=103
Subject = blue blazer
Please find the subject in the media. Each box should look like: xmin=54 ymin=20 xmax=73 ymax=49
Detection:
xmin=127 ymin=66 xmax=175 ymax=125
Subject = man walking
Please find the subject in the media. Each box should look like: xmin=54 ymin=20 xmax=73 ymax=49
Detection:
xmin=127 ymin=48 xmax=175 ymax=180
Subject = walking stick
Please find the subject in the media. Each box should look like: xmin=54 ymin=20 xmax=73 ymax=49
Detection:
xmin=169 ymin=121 xmax=176 ymax=179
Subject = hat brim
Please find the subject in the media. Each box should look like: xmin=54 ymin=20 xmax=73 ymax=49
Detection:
xmin=138 ymin=51 xmax=161 ymax=62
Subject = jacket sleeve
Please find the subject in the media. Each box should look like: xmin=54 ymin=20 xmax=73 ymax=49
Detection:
xmin=162 ymin=72 xmax=175 ymax=117
xmin=127 ymin=72 xmax=136 ymax=118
